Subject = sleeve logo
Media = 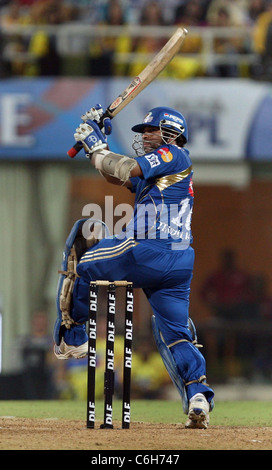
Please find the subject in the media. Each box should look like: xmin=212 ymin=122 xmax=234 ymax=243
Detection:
xmin=158 ymin=147 xmax=173 ymax=162
xmin=145 ymin=153 xmax=160 ymax=168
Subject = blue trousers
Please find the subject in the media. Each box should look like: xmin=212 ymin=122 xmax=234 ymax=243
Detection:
xmin=66 ymin=236 xmax=214 ymax=403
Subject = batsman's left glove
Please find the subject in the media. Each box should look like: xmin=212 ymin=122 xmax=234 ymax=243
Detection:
xmin=74 ymin=120 xmax=107 ymax=158
xmin=81 ymin=104 xmax=112 ymax=136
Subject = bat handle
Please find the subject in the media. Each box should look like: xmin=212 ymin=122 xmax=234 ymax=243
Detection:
xmin=67 ymin=141 xmax=82 ymax=158
xmin=67 ymin=109 xmax=112 ymax=158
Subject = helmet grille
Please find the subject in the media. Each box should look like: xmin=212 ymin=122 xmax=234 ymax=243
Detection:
xmin=160 ymin=119 xmax=185 ymax=145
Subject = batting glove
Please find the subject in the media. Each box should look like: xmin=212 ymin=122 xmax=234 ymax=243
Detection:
xmin=81 ymin=104 xmax=112 ymax=136
xmin=74 ymin=120 xmax=107 ymax=157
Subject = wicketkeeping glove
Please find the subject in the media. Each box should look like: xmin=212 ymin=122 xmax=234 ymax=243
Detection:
xmin=74 ymin=120 xmax=107 ymax=157
xmin=81 ymin=104 xmax=112 ymax=136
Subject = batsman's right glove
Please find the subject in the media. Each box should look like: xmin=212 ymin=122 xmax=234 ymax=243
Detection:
xmin=81 ymin=104 xmax=112 ymax=136
xmin=74 ymin=120 xmax=107 ymax=157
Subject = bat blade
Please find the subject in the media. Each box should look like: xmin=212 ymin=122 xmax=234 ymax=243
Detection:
xmin=106 ymin=27 xmax=188 ymax=118
xmin=67 ymin=27 xmax=188 ymax=158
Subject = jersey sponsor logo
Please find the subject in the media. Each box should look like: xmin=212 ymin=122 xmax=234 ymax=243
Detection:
xmin=145 ymin=153 xmax=160 ymax=168
xmin=158 ymin=147 xmax=173 ymax=162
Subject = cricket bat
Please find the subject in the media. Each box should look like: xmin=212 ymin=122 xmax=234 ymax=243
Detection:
xmin=67 ymin=27 xmax=188 ymax=158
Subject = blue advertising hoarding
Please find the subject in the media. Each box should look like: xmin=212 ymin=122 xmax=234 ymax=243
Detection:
xmin=0 ymin=77 xmax=272 ymax=161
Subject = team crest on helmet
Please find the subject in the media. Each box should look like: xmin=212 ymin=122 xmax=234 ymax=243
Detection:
xmin=143 ymin=112 xmax=153 ymax=123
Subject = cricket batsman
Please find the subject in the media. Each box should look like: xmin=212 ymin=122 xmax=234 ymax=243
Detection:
xmin=53 ymin=104 xmax=214 ymax=429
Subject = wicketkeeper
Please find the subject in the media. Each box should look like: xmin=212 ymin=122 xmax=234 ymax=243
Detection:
xmin=53 ymin=104 xmax=214 ymax=429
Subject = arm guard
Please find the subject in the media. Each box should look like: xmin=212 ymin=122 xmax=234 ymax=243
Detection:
xmin=92 ymin=149 xmax=137 ymax=182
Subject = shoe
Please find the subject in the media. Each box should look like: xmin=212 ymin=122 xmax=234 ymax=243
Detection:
xmin=54 ymin=338 xmax=88 ymax=360
xmin=185 ymin=393 xmax=210 ymax=429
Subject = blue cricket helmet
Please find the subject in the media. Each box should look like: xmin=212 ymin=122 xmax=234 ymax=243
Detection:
xmin=131 ymin=106 xmax=188 ymax=143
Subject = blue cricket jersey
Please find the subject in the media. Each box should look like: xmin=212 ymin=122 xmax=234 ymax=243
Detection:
xmin=123 ymin=143 xmax=194 ymax=251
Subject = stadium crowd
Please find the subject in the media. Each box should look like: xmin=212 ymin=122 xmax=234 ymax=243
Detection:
xmin=0 ymin=0 xmax=270 ymax=27
xmin=0 ymin=0 xmax=272 ymax=79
